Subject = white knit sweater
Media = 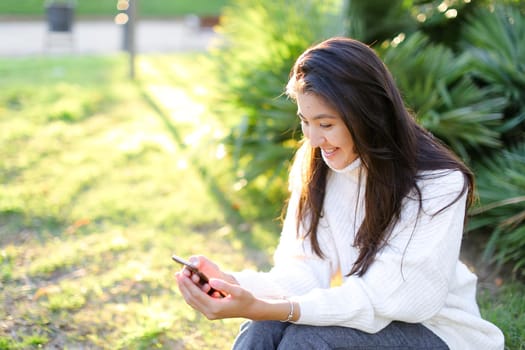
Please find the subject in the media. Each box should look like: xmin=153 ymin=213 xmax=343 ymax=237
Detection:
xmin=232 ymin=145 xmax=504 ymax=350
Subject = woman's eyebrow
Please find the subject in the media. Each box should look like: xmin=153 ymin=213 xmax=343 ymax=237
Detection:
xmin=297 ymin=111 xmax=337 ymax=120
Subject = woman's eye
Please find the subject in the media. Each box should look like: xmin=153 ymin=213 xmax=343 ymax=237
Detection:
xmin=320 ymin=123 xmax=332 ymax=128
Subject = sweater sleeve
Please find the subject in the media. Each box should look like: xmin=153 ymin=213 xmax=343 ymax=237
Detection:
xmin=293 ymin=170 xmax=468 ymax=332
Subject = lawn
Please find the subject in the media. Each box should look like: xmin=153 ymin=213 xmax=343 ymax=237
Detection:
xmin=0 ymin=0 xmax=230 ymax=18
xmin=0 ymin=53 xmax=276 ymax=349
xmin=0 ymin=53 xmax=523 ymax=349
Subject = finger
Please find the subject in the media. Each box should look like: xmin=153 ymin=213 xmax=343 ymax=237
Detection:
xmin=177 ymin=273 xmax=206 ymax=307
xmin=175 ymin=272 xmax=192 ymax=295
xmin=189 ymin=272 xmax=212 ymax=294
xmin=178 ymin=273 xmax=211 ymax=299
xmin=179 ymin=268 xmax=212 ymax=295
xmin=175 ymin=274 xmax=192 ymax=304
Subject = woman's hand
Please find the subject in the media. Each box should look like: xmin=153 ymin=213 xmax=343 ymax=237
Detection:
xmin=176 ymin=272 xmax=259 ymax=320
xmin=174 ymin=255 xmax=300 ymax=321
xmin=176 ymin=255 xmax=237 ymax=297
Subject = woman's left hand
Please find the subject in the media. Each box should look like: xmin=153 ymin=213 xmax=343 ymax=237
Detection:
xmin=175 ymin=271 xmax=259 ymax=320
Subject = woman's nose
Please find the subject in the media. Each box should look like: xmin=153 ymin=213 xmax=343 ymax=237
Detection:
xmin=308 ymin=129 xmax=325 ymax=148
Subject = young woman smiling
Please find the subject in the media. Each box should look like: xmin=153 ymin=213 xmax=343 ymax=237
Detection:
xmin=175 ymin=37 xmax=504 ymax=350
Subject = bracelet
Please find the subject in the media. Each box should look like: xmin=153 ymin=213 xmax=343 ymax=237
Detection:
xmin=280 ymin=298 xmax=294 ymax=323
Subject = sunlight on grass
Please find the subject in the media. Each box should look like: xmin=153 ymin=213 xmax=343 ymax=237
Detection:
xmin=0 ymin=54 xmax=273 ymax=348
xmin=137 ymin=55 xmax=226 ymax=148
xmin=146 ymin=85 xmax=206 ymax=124
xmin=115 ymin=297 xmax=178 ymax=348
xmin=45 ymin=83 xmax=105 ymax=123
xmin=44 ymin=283 xmax=87 ymax=312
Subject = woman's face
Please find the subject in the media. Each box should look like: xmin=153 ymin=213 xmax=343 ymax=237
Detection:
xmin=296 ymin=92 xmax=358 ymax=170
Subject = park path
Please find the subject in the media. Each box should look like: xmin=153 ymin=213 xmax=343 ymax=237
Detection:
xmin=0 ymin=18 xmax=218 ymax=57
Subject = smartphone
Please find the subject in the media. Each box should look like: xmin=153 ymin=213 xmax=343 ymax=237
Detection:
xmin=172 ymin=255 xmax=226 ymax=297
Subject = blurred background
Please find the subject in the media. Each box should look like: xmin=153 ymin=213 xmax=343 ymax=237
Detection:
xmin=0 ymin=0 xmax=226 ymax=56
xmin=1 ymin=0 xmax=524 ymax=349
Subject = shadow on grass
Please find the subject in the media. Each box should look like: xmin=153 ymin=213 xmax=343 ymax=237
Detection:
xmin=0 ymin=211 xmax=66 ymax=245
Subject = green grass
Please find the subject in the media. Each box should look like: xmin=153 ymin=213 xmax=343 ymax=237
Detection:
xmin=479 ymin=283 xmax=525 ymax=350
xmin=0 ymin=53 xmax=276 ymax=349
xmin=0 ymin=0 xmax=230 ymax=17
xmin=0 ymin=53 xmax=523 ymax=349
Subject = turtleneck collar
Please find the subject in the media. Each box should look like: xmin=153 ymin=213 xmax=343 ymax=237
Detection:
xmin=322 ymin=153 xmax=362 ymax=174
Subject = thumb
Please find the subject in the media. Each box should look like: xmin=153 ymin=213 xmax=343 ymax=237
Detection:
xmin=209 ymin=278 xmax=240 ymax=297
xmin=188 ymin=256 xmax=200 ymax=267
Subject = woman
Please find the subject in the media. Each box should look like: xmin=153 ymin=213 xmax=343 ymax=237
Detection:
xmin=175 ymin=37 xmax=504 ymax=349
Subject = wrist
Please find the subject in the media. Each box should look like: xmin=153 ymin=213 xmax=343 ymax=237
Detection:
xmin=286 ymin=299 xmax=300 ymax=322
xmin=247 ymin=298 xmax=300 ymax=322
xmin=280 ymin=298 xmax=294 ymax=322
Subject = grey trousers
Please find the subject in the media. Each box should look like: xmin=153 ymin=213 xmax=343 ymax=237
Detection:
xmin=231 ymin=320 xmax=449 ymax=350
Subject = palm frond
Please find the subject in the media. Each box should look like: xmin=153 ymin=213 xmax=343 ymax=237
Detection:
xmin=470 ymin=142 xmax=525 ymax=276
xmin=461 ymin=4 xmax=525 ymax=144
xmin=383 ymin=32 xmax=505 ymax=160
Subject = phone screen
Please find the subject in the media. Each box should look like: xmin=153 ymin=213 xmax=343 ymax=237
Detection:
xmin=172 ymin=255 xmax=226 ymax=297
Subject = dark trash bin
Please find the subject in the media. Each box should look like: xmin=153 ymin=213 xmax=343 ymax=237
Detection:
xmin=45 ymin=1 xmax=75 ymax=32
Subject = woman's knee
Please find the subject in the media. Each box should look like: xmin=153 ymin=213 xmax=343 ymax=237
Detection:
xmin=232 ymin=321 xmax=289 ymax=350
xmin=278 ymin=325 xmax=333 ymax=350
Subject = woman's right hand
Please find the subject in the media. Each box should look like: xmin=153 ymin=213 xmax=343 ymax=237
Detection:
xmin=185 ymin=255 xmax=238 ymax=294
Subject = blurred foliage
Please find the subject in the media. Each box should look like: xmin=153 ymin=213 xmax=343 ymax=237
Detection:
xmin=344 ymin=0 xmax=491 ymax=48
xmin=412 ymin=0 xmax=490 ymax=49
xmin=382 ymin=32 xmax=505 ymax=161
xmin=470 ymin=143 xmax=525 ymax=278
xmin=343 ymin=0 xmax=415 ymax=43
xmin=461 ymin=4 xmax=525 ymax=146
xmin=460 ymin=3 xmax=525 ymax=277
xmin=212 ymin=0 xmax=525 ymax=274
xmin=211 ymin=0 xmax=345 ymax=202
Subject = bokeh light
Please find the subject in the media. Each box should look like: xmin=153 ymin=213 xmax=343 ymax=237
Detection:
xmin=117 ymin=0 xmax=129 ymax=11
xmin=114 ymin=13 xmax=129 ymax=25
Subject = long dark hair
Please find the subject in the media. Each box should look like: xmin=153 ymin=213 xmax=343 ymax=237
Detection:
xmin=285 ymin=37 xmax=474 ymax=276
